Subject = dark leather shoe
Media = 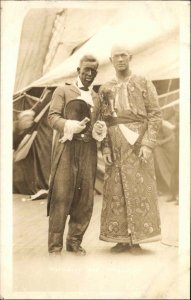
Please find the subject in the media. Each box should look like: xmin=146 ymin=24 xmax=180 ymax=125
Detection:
xmin=66 ymin=244 xmax=86 ymax=256
xmin=133 ymin=244 xmax=141 ymax=249
xmin=129 ymin=244 xmax=142 ymax=254
xmin=110 ymin=243 xmax=131 ymax=253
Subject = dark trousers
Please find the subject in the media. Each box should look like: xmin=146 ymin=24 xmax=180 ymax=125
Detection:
xmin=48 ymin=139 xmax=97 ymax=253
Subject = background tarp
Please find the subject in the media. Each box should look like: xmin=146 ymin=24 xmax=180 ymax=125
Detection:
xmin=14 ymin=9 xmax=59 ymax=92
xmin=13 ymin=88 xmax=54 ymax=195
xmin=15 ymin=1 xmax=180 ymax=95
xmin=13 ymin=2 xmax=180 ymax=196
xmin=14 ymin=8 xmax=117 ymax=92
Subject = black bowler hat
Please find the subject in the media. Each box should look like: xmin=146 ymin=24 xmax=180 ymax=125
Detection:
xmin=64 ymin=99 xmax=91 ymax=134
xmin=64 ymin=99 xmax=91 ymax=121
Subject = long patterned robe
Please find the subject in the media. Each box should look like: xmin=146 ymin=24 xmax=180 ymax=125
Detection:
xmin=99 ymin=74 xmax=162 ymax=244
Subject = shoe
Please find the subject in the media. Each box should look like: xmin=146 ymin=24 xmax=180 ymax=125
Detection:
xmin=110 ymin=243 xmax=131 ymax=253
xmin=165 ymin=195 xmax=175 ymax=202
xmin=132 ymin=244 xmax=141 ymax=249
xmin=129 ymin=244 xmax=142 ymax=254
xmin=66 ymin=244 xmax=86 ymax=256
xmin=49 ymin=251 xmax=61 ymax=257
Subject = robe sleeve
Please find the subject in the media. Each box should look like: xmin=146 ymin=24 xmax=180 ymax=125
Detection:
xmin=47 ymin=86 xmax=66 ymax=135
xmin=141 ymin=80 xmax=162 ymax=149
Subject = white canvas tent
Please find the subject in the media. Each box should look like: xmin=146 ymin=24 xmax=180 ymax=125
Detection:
xmin=13 ymin=2 xmax=180 ymax=197
xmin=14 ymin=7 xmax=117 ymax=93
xmin=14 ymin=1 xmax=180 ymax=95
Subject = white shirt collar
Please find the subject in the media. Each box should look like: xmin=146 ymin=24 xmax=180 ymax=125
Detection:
xmin=75 ymin=77 xmax=94 ymax=107
xmin=76 ymin=77 xmax=93 ymax=91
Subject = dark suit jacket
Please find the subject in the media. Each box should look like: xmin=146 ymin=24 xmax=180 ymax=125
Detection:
xmin=47 ymin=83 xmax=100 ymax=215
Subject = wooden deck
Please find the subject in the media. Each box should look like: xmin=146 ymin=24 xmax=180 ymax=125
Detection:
xmin=7 ymin=193 xmax=189 ymax=299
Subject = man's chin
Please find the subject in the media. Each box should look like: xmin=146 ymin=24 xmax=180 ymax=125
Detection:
xmin=116 ymin=66 xmax=127 ymax=71
xmin=85 ymin=80 xmax=93 ymax=86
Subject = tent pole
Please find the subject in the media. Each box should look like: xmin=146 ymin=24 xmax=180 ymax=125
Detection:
xmin=13 ymin=94 xmax=25 ymax=102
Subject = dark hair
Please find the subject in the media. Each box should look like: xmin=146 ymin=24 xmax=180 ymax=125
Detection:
xmin=79 ymin=54 xmax=99 ymax=68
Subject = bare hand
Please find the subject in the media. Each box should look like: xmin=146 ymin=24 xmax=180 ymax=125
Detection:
xmin=18 ymin=119 xmax=34 ymax=131
xmin=138 ymin=145 xmax=152 ymax=163
xmin=103 ymin=153 xmax=113 ymax=165
xmin=17 ymin=110 xmax=35 ymax=131
xmin=18 ymin=116 xmax=34 ymax=131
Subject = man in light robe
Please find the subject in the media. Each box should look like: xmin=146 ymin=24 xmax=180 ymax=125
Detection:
xmin=99 ymin=44 xmax=162 ymax=253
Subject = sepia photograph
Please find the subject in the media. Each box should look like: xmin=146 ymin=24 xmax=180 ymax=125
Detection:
xmin=0 ymin=0 xmax=190 ymax=299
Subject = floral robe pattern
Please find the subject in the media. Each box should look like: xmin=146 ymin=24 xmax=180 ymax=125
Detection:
xmin=99 ymin=74 xmax=162 ymax=244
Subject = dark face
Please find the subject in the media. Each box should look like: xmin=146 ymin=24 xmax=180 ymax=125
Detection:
xmin=77 ymin=61 xmax=97 ymax=88
xmin=110 ymin=47 xmax=131 ymax=72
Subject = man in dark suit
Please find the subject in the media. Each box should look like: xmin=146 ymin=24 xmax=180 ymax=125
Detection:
xmin=47 ymin=54 xmax=105 ymax=256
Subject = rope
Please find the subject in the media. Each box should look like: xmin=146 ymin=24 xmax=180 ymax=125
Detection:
xmin=161 ymin=99 xmax=179 ymax=110
xmin=158 ymin=89 xmax=179 ymax=99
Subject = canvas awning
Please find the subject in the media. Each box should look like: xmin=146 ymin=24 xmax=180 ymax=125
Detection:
xmin=14 ymin=1 xmax=180 ymax=96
